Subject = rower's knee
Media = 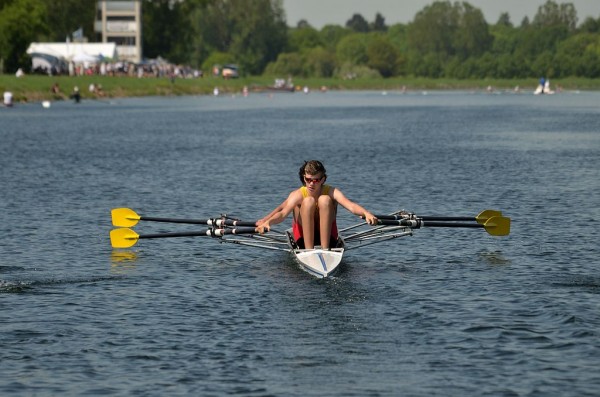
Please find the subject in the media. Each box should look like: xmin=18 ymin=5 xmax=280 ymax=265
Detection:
xmin=318 ymin=195 xmax=334 ymax=212
xmin=301 ymin=196 xmax=317 ymax=209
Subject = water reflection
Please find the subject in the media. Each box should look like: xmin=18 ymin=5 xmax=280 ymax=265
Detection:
xmin=477 ymin=250 xmax=512 ymax=266
xmin=110 ymin=250 xmax=138 ymax=273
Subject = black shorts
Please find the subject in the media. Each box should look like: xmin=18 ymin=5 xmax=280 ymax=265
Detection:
xmin=296 ymin=234 xmax=339 ymax=249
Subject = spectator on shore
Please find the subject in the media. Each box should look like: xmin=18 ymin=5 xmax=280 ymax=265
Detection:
xmin=3 ymin=91 xmax=13 ymax=107
xmin=71 ymin=86 xmax=81 ymax=103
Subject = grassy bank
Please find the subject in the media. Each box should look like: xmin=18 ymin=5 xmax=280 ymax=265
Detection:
xmin=2 ymin=74 xmax=599 ymax=103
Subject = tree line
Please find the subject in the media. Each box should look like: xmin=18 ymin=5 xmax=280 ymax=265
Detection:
xmin=1 ymin=0 xmax=599 ymax=79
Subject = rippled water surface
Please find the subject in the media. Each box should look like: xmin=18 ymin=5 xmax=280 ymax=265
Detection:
xmin=1 ymin=90 xmax=599 ymax=396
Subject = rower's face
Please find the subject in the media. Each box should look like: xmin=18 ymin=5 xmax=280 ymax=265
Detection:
xmin=304 ymin=173 xmax=324 ymax=190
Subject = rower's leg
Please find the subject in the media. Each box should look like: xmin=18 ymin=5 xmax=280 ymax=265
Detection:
xmin=318 ymin=195 xmax=334 ymax=249
xmin=300 ymin=196 xmax=317 ymax=249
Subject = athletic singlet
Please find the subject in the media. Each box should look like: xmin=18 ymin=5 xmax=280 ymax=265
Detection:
xmin=292 ymin=185 xmax=339 ymax=241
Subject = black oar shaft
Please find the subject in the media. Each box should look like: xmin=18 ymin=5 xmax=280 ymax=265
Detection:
xmin=421 ymin=221 xmax=484 ymax=228
xmin=376 ymin=214 xmax=475 ymax=221
xmin=139 ymin=216 xmax=256 ymax=227
xmin=140 ymin=216 xmax=209 ymax=225
xmin=378 ymin=219 xmax=484 ymax=228
xmin=138 ymin=227 xmax=258 ymax=240
xmin=422 ymin=216 xmax=476 ymax=221
xmin=140 ymin=231 xmax=210 ymax=239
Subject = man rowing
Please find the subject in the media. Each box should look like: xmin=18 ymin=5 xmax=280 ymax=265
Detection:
xmin=256 ymin=160 xmax=378 ymax=250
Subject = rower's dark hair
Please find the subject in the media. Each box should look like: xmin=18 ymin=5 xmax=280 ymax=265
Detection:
xmin=299 ymin=160 xmax=326 ymax=185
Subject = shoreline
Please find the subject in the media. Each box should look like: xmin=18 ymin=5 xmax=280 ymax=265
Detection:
xmin=2 ymin=74 xmax=599 ymax=103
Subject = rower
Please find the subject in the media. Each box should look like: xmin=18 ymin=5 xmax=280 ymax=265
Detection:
xmin=256 ymin=160 xmax=378 ymax=249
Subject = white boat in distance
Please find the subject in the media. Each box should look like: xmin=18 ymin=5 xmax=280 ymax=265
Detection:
xmin=534 ymin=79 xmax=555 ymax=95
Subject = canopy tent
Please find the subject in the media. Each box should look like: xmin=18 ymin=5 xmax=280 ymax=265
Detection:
xmin=30 ymin=52 xmax=68 ymax=75
xmin=72 ymin=52 xmax=100 ymax=63
xmin=26 ymin=42 xmax=118 ymax=63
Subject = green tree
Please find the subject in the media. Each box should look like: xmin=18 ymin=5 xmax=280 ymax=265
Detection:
xmin=189 ymin=0 xmax=287 ymax=74
xmin=346 ymin=13 xmax=369 ymax=32
xmin=41 ymin=0 xmax=96 ymax=42
xmin=263 ymin=52 xmax=303 ymax=76
xmin=296 ymin=19 xmax=311 ymax=29
xmin=452 ymin=2 xmax=493 ymax=59
xmin=579 ymin=17 xmax=600 ymax=33
xmin=490 ymin=21 xmax=519 ymax=55
xmin=387 ymin=23 xmax=409 ymax=53
xmin=0 ymin=0 xmax=47 ymax=73
xmin=407 ymin=0 xmax=493 ymax=77
xmin=304 ymin=46 xmax=336 ymax=77
xmin=533 ymin=0 xmax=578 ymax=31
xmin=143 ymin=0 xmax=192 ymax=64
xmin=530 ymin=50 xmax=555 ymax=77
xmin=288 ymin=26 xmax=323 ymax=52
xmin=371 ymin=12 xmax=387 ymax=32
xmin=366 ymin=36 xmax=398 ymax=77
xmin=336 ymin=33 xmax=369 ymax=65
xmin=319 ymin=24 xmax=352 ymax=52
xmin=496 ymin=12 xmax=513 ymax=27
xmin=408 ymin=1 xmax=458 ymax=57
xmin=553 ymin=33 xmax=600 ymax=77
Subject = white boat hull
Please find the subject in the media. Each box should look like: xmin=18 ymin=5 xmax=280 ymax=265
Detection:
xmin=292 ymin=247 xmax=344 ymax=278
xmin=285 ymin=230 xmax=344 ymax=278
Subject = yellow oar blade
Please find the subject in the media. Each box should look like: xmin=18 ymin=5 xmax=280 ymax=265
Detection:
xmin=483 ymin=216 xmax=511 ymax=236
xmin=111 ymin=208 xmax=141 ymax=227
xmin=475 ymin=209 xmax=503 ymax=224
xmin=110 ymin=228 xmax=140 ymax=248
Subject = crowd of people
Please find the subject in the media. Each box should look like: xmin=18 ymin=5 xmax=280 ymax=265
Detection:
xmin=35 ymin=59 xmax=203 ymax=80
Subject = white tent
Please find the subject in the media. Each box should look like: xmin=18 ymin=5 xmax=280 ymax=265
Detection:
xmin=26 ymin=42 xmax=118 ymax=62
xmin=72 ymin=52 xmax=100 ymax=63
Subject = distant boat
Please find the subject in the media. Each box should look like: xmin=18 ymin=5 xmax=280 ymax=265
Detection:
xmin=534 ymin=79 xmax=555 ymax=95
xmin=544 ymin=80 xmax=555 ymax=94
xmin=252 ymin=78 xmax=295 ymax=93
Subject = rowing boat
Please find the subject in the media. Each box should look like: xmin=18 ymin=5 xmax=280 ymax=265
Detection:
xmin=284 ymin=230 xmax=345 ymax=277
xmin=109 ymin=208 xmax=510 ymax=279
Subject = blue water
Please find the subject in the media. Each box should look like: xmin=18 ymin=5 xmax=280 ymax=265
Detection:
xmin=1 ymin=90 xmax=599 ymax=396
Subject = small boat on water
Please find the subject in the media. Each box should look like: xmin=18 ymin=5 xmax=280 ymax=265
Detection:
xmin=252 ymin=78 xmax=295 ymax=93
xmin=534 ymin=79 xmax=555 ymax=95
xmin=110 ymin=208 xmax=510 ymax=279
xmin=285 ymin=230 xmax=344 ymax=277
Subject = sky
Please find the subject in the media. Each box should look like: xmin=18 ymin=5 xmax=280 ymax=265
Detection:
xmin=282 ymin=0 xmax=600 ymax=28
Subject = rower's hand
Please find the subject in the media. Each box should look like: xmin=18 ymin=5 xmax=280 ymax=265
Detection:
xmin=255 ymin=222 xmax=271 ymax=234
xmin=364 ymin=212 xmax=378 ymax=226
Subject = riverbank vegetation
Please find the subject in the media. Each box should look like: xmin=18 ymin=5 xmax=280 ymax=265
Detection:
xmin=2 ymin=74 xmax=599 ymax=103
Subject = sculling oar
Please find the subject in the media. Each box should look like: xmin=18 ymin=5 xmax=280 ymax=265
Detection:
xmin=111 ymin=208 xmax=256 ymax=228
xmin=110 ymin=227 xmax=259 ymax=249
xmin=374 ymin=209 xmax=502 ymax=224
xmin=377 ymin=216 xmax=510 ymax=236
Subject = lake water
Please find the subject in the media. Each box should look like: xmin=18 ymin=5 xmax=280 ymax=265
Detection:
xmin=1 ymin=89 xmax=599 ymax=396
